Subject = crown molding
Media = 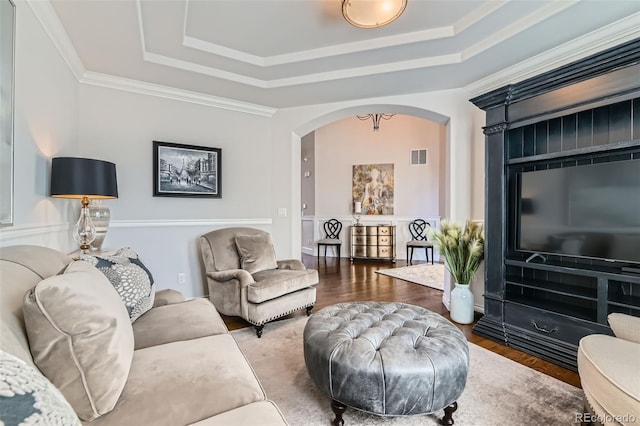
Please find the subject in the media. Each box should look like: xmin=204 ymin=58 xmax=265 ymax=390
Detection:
xmin=452 ymin=0 xmax=508 ymax=34
xmin=183 ymin=27 xmax=456 ymax=68
xmin=26 ymin=0 xmax=86 ymax=80
xmin=465 ymin=12 xmax=640 ymax=98
xmin=144 ymin=50 xmax=462 ymax=89
xmin=80 ymin=72 xmax=277 ymax=117
xmin=179 ymin=0 xmax=508 ymax=67
xmin=29 ymin=0 xmax=638 ymax=112
xmin=138 ymin=0 xmax=583 ymax=89
xmin=143 ymin=52 xmax=267 ymax=87
xmin=28 ymin=0 xmax=275 ymax=117
xmin=461 ymin=0 xmax=578 ymax=61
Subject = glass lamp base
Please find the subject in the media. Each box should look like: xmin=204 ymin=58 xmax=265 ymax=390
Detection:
xmin=73 ymin=203 xmax=97 ymax=252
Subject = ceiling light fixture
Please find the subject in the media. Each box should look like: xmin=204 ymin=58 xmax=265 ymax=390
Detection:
xmin=342 ymin=0 xmax=407 ymax=29
xmin=357 ymin=113 xmax=396 ymax=131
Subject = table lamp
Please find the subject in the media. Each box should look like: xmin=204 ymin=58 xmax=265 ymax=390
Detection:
xmin=50 ymin=157 xmax=118 ymax=252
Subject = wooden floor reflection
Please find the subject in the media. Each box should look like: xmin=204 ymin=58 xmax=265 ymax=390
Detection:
xmin=221 ymin=254 xmax=581 ymax=388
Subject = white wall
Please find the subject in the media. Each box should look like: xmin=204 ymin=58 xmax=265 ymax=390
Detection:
xmin=314 ymin=114 xmax=444 ymax=218
xmin=75 ymin=84 xmax=272 ymax=297
xmin=0 ymin=1 xmax=79 ymax=251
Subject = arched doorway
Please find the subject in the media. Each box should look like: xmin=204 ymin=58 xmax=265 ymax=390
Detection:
xmin=289 ymin=103 xmax=471 ymax=257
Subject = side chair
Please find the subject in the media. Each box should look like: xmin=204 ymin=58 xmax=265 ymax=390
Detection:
xmin=316 ymin=219 xmax=343 ymax=261
xmin=406 ymin=219 xmax=434 ymax=265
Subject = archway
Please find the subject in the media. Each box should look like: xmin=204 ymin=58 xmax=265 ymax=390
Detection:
xmin=289 ymin=103 xmax=462 ymax=258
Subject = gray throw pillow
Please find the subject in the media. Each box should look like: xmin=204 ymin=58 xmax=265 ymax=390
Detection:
xmin=79 ymin=247 xmax=155 ymax=322
xmin=0 ymin=350 xmax=81 ymax=426
xmin=22 ymin=261 xmax=134 ymax=421
xmin=235 ymin=234 xmax=278 ymax=274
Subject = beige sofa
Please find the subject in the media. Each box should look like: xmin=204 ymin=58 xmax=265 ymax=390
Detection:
xmin=0 ymin=245 xmax=288 ymax=425
xmin=578 ymin=313 xmax=640 ymax=426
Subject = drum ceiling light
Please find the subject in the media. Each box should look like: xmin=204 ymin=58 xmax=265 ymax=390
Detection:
xmin=342 ymin=0 xmax=407 ymax=29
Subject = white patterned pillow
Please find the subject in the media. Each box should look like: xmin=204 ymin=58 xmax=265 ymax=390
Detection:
xmin=0 ymin=350 xmax=81 ymax=426
xmin=79 ymin=247 xmax=155 ymax=322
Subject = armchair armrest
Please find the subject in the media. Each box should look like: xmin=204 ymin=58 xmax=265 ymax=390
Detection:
xmin=153 ymin=289 xmax=186 ymax=307
xmin=207 ymin=269 xmax=255 ymax=287
xmin=277 ymin=259 xmax=306 ymax=270
xmin=608 ymin=313 xmax=640 ymax=343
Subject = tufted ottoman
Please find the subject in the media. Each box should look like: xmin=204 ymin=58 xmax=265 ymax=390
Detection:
xmin=303 ymin=302 xmax=469 ymax=425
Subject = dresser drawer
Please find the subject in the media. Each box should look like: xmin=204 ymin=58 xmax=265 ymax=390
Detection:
xmin=366 ymin=226 xmax=378 ymax=236
xmin=377 ymin=226 xmax=393 ymax=236
xmin=504 ymin=303 xmax=609 ymax=346
xmin=366 ymin=235 xmax=379 ymax=245
xmin=378 ymin=235 xmax=392 ymax=245
xmin=366 ymin=246 xmax=378 ymax=257
xmin=377 ymin=246 xmax=394 ymax=258
xmin=352 ymin=226 xmax=366 ymax=236
xmin=352 ymin=246 xmax=367 ymax=257
xmin=352 ymin=236 xmax=367 ymax=245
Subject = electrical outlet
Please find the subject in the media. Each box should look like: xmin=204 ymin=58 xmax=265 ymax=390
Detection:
xmin=278 ymin=207 xmax=287 ymax=217
xmin=177 ymin=273 xmax=186 ymax=285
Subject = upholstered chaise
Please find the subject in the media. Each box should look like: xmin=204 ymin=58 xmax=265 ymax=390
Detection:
xmin=200 ymin=227 xmax=318 ymax=337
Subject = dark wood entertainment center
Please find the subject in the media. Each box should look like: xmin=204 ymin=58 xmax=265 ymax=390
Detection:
xmin=470 ymin=39 xmax=640 ymax=370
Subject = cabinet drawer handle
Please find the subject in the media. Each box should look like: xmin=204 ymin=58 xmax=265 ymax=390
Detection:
xmin=530 ymin=320 xmax=559 ymax=334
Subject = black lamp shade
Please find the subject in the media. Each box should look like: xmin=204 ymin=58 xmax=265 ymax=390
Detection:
xmin=50 ymin=157 xmax=118 ymax=199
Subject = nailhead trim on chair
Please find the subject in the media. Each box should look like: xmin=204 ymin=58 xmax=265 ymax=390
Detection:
xmin=246 ymin=302 xmax=315 ymax=326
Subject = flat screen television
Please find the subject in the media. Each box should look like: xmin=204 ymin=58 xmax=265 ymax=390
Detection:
xmin=517 ymin=158 xmax=640 ymax=264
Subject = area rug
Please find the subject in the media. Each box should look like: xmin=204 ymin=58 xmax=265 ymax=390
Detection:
xmin=375 ymin=263 xmax=445 ymax=291
xmin=232 ymin=317 xmax=583 ymax=426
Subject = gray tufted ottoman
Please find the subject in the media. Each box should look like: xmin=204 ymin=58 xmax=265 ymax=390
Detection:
xmin=303 ymin=302 xmax=469 ymax=425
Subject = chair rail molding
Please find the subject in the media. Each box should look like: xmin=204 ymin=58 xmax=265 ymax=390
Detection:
xmin=0 ymin=223 xmax=74 ymax=252
xmin=110 ymin=218 xmax=272 ymax=228
xmin=0 ymin=223 xmax=69 ymax=242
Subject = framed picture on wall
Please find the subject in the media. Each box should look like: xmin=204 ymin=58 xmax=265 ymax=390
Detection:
xmin=153 ymin=141 xmax=222 ymax=198
xmin=352 ymin=163 xmax=394 ymax=215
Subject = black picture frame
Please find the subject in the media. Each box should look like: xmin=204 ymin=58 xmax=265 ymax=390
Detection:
xmin=153 ymin=141 xmax=221 ymax=198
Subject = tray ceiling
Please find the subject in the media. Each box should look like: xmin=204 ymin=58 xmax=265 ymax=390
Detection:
xmin=48 ymin=0 xmax=640 ymax=109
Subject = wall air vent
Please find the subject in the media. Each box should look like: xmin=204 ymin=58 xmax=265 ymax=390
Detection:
xmin=410 ymin=149 xmax=428 ymax=165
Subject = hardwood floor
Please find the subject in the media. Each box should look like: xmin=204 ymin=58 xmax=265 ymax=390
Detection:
xmin=221 ymin=254 xmax=581 ymax=388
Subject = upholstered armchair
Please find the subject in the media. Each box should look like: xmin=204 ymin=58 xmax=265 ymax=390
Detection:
xmin=577 ymin=313 xmax=640 ymax=425
xmin=200 ymin=227 xmax=318 ymax=337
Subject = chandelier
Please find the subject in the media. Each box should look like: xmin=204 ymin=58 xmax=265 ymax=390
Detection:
xmin=357 ymin=113 xmax=396 ymax=131
xmin=342 ymin=0 xmax=407 ymax=29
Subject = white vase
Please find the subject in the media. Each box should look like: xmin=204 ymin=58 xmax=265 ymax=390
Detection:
xmin=450 ymin=282 xmax=474 ymax=324
xmin=88 ymin=200 xmax=111 ymax=252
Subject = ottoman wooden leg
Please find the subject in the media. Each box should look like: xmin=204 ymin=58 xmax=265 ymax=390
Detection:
xmin=440 ymin=401 xmax=458 ymax=425
xmin=331 ymin=400 xmax=347 ymax=426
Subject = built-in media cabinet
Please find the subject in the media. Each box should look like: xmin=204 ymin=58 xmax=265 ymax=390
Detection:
xmin=470 ymin=39 xmax=640 ymax=370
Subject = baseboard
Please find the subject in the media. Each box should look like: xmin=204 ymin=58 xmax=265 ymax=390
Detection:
xmin=442 ymin=292 xmax=450 ymax=310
